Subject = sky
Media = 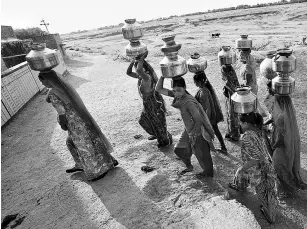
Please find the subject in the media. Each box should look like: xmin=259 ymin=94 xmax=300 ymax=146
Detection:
xmin=1 ymin=0 xmax=280 ymax=34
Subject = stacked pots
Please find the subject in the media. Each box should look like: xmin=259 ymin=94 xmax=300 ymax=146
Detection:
xmin=26 ymin=43 xmax=59 ymax=71
xmin=218 ymin=46 xmax=236 ymax=66
xmin=231 ymin=86 xmax=257 ymax=114
xmin=122 ymin=19 xmax=147 ymax=59
xmin=259 ymin=50 xmax=277 ymax=80
xmin=159 ymin=34 xmax=187 ymax=78
xmin=271 ymin=49 xmax=296 ymax=95
xmin=187 ymin=53 xmax=207 ymax=73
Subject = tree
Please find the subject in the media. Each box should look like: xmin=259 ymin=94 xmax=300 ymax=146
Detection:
xmin=14 ymin=27 xmax=44 ymax=40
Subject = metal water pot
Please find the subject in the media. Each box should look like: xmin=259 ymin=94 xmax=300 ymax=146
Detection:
xmin=125 ymin=41 xmax=148 ymax=58
xmin=26 ymin=43 xmax=59 ymax=71
xmin=218 ymin=46 xmax=236 ymax=66
xmin=159 ymin=34 xmax=187 ymax=78
xmin=122 ymin=19 xmax=144 ymax=41
xmin=187 ymin=53 xmax=207 ymax=73
xmin=272 ymin=73 xmax=295 ymax=95
xmin=260 ymin=50 xmax=277 ymax=80
xmin=272 ymin=49 xmax=296 ymax=73
xmin=231 ymin=86 xmax=257 ymax=114
xmin=235 ymin=35 xmax=252 ymax=49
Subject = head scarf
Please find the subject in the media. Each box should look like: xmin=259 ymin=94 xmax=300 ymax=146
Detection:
xmin=273 ymin=95 xmax=300 ymax=176
xmin=194 ymin=71 xmax=224 ymax=123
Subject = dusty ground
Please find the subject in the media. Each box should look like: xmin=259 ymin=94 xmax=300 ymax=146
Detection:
xmin=2 ymin=2 xmax=307 ymax=229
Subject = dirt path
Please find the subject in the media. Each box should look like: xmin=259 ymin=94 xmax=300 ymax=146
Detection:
xmin=1 ymin=50 xmax=306 ymax=229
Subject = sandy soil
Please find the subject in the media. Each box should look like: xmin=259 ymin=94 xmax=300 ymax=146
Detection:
xmin=2 ymin=2 xmax=307 ymax=229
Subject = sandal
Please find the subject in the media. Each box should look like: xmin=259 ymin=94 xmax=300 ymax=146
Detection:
xmin=66 ymin=167 xmax=83 ymax=173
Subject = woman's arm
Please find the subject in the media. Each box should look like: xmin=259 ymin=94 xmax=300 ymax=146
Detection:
xmin=49 ymin=94 xmax=68 ymax=131
xmin=155 ymin=76 xmax=175 ymax=97
xmin=126 ymin=61 xmax=138 ymax=78
xmin=136 ymin=59 xmax=150 ymax=82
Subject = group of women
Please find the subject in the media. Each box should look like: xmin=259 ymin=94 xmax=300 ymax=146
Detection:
xmin=37 ymin=46 xmax=306 ymax=224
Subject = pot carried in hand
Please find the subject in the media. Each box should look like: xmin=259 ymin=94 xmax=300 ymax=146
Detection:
xmin=260 ymin=50 xmax=277 ymax=80
xmin=235 ymin=35 xmax=252 ymax=50
xmin=231 ymin=86 xmax=257 ymax=114
xmin=26 ymin=43 xmax=59 ymax=71
xmin=122 ymin=19 xmax=147 ymax=59
xmin=159 ymin=34 xmax=187 ymax=78
xmin=187 ymin=53 xmax=207 ymax=73
xmin=218 ymin=46 xmax=236 ymax=66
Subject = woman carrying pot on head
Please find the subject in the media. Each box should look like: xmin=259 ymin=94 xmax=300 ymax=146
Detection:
xmin=193 ymin=71 xmax=227 ymax=154
xmin=221 ymin=64 xmax=241 ymax=141
xmin=126 ymin=51 xmax=172 ymax=148
xmin=238 ymin=49 xmax=267 ymax=117
xmin=156 ymin=76 xmax=215 ymax=178
xmin=38 ymin=70 xmax=118 ymax=181
xmin=228 ymin=112 xmax=278 ymax=224
xmin=264 ymin=95 xmax=307 ymax=198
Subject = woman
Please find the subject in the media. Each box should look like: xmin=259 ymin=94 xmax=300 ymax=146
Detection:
xmin=126 ymin=51 xmax=172 ymax=148
xmin=229 ymin=112 xmax=277 ymax=224
xmin=193 ymin=71 xmax=227 ymax=154
xmin=239 ymin=49 xmax=267 ymax=117
xmin=265 ymin=95 xmax=307 ymax=197
xmin=38 ymin=70 xmax=118 ymax=181
xmin=156 ymin=76 xmax=215 ymax=177
xmin=221 ymin=65 xmax=241 ymax=141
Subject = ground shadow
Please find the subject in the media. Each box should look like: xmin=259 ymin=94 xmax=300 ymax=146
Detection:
xmin=87 ymin=167 xmax=179 ymax=229
xmin=64 ymin=72 xmax=91 ymax=90
xmin=64 ymin=58 xmax=94 ymax=68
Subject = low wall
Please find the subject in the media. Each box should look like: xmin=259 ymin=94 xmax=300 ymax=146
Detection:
xmin=1 ymin=50 xmax=67 ymax=127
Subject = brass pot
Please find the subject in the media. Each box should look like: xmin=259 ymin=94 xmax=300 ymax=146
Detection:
xmin=125 ymin=41 xmax=147 ymax=58
xmin=272 ymin=49 xmax=296 ymax=73
xmin=159 ymin=34 xmax=187 ymax=78
xmin=218 ymin=46 xmax=236 ymax=66
xmin=26 ymin=43 xmax=59 ymax=71
xmin=235 ymin=35 xmax=252 ymax=49
xmin=231 ymin=86 xmax=257 ymax=114
xmin=122 ymin=19 xmax=144 ymax=41
xmin=259 ymin=50 xmax=277 ymax=80
xmin=187 ymin=53 xmax=207 ymax=73
xmin=272 ymin=73 xmax=295 ymax=95
xmin=160 ymin=52 xmax=187 ymax=78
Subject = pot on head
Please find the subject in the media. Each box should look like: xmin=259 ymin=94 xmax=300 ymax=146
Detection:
xmin=231 ymin=86 xmax=257 ymax=114
xmin=218 ymin=46 xmax=236 ymax=66
xmin=187 ymin=53 xmax=207 ymax=73
xmin=26 ymin=43 xmax=59 ymax=71
xmin=159 ymin=34 xmax=187 ymax=78
xmin=260 ymin=50 xmax=277 ymax=80
xmin=272 ymin=73 xmax=295 ymax=95
xmin=236 ymin=35 xmax=252 ymax=49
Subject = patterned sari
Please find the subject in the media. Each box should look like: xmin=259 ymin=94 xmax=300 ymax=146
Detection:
xmin=232 ymin=129 xmax=278 ymax=222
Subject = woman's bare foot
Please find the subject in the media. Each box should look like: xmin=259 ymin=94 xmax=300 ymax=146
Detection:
xmin=179 ymin=165 xmax=193 ymax=175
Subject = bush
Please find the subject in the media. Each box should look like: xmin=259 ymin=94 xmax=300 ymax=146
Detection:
xmin=14 ymin=27 xmax=44 ymax=40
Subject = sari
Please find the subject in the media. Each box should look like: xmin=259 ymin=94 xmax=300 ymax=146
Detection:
xmin=40 ymin=70 xmax=117 ymax=181
xmin=271 ymin=95 xmax=307 ymax=195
